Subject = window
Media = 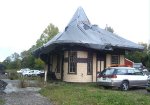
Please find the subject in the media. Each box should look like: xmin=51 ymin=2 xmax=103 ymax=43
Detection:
xmin=87 ymin=52 xmax=92 ymax=75
xmin=111 ymin=55 xmax=120 ymax=64
xmin=127 ymin=69 xmax=134 ymax=75
xmin=68 ymin=51 xmax=77 ymax=74
xmin=101 ymin=68 xmax=115 ymax=75
xmin=133 ymin=69 xmax=143 ymax=75
xmin=116 ymin=69 xmax=127 ymax=75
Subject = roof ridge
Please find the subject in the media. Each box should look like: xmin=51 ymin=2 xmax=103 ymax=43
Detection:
xmin=67 ymin=7 xmax=91 ymax=27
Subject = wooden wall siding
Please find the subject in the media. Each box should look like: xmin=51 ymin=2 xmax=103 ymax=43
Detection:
xmin=100 ymin=61 xmax=104 ymax=71
xmin=77 ymin=51 xmax=88 ymax=58
xmin=97 ymin=61 xmax=100 ymax=72
xmin=63 ymin=63 xmax=92 ymax=82
xmin=106 ymin=54 xmax=125 ymax=67
xmin=63 ymin=51 xmax=93 ymax=82
xmin=64 ymin=51 xmax=68 ymax=58
xmin=64 ymin=58 xmax=89 ymax=63
xmin=92 ymin=53 xmax=96 ymax=82
xmin=47 ymin=51 xmax=125 ymax=82
xmin=120 ymin=55 xmax=125 ymax=65
xmin=106 ymin=54 xmax=111 ymax=67
xmin=77 ymin=63 xmax=92 ymax=82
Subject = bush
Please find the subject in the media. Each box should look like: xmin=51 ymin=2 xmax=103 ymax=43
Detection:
xmin=9 ymin=72 xmax=19 ymax=80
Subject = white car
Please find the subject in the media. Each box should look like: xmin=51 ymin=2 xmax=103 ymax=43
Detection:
xmin=22 ymin=70 xmax=33 ymax=76
xmin=22 ymin=70 xmax=41 ymax=76
xmin=97 ymin=67 xmax=148 ymax=91
xmin=32 ymin=70 xmax=41 ymax=76
xmin=17 ymin=68 xmax=30 ymax=74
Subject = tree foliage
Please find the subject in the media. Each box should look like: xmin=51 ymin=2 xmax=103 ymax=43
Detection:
xmin=142 ymin=52 xmax=150 ymax=69
xmin=125 ymin=43 xmax=150 ymax=69
xmin=2 ymin=53 xmax=21 ymax=69
xmin=36 ymin=23 xmax=59 ymax=48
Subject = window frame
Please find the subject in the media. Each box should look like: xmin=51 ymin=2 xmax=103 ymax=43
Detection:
xmin=68 ymin=51 xmax=77 ymax=74
xmin=111 ymin=55 xmax=120 ymax=65
xmin=87 ymin=52 xmax=93 ymax=75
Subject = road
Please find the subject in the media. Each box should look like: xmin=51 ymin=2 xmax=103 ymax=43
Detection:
xmin=0 ymin=79 xmax=52 ymax=105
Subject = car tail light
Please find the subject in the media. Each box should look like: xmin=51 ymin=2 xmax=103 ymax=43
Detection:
xmin=108 ymin=75 xmax=117 ymax=78
xmin=97 ymin=75 xmax=102 ymax=78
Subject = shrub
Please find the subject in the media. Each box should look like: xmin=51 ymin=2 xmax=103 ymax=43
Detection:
xmin=9 ymin=72 xmax=19 ymax=80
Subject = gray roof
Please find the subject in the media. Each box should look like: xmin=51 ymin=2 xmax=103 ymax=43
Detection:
xmin=34 ymin=7 xmax=144 ymax=56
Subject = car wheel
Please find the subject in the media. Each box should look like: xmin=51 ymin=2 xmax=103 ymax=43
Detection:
xmin=120 ymin=81 xmax=129 ymax=91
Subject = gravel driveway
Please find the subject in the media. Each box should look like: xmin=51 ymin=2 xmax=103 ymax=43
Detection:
xmin=0 ymin=79 xmax=52 ymax=105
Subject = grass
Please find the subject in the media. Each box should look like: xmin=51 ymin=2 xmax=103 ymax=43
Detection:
xmin=0 ymin=99 xmax=4 ymax=105
xmin=40 ymin=82 xmax=150 ymax=105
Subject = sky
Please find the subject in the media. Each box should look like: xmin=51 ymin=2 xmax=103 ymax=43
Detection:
xmin=0 ymin=0 xmax=149 ymax=62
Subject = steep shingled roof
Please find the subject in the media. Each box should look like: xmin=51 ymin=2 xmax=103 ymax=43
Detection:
xmin=34 ymin=7 xmax=144 ymax=56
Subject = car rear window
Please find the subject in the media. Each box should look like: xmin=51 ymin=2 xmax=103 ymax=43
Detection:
xmin=101 ymin=68 xmax=116 ymax=75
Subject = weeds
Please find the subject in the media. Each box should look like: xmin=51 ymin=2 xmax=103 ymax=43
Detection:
xmin=40 ymin=82 xmax=150 ymax=105
xmin=19 ymin=76 xmax=44 ymax=88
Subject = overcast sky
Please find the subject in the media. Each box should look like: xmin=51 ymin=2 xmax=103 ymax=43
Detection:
xmin=0 ymin=0 xmax=149 ymax=62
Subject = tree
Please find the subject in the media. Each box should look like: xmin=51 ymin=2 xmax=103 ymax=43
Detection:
xmin=141 ymin=43 xmax=150 ymax=69
xmin=11 ymin=52 xmax=20 ymax=61
xmin=2 ymin=23 xmax=59 ymax=70
xmin=21 ymin=23 xmax=59 ymax=69
xmin=36 ymin=23 xmax=59 ymax=48
xmin=125 ymin=51 xmax=145 ymax=63
xmin=105 ymin=24 xmax=114 ymax=33
xmin=21 ymin=54 xmax=35 ymax=69
xmin=20 ymin=50 xmax=30 ymax=59
xmin=34 ymin=58 xmax=45 ymax=69
xmin=125 ymin=43 xmax=150 ymax=69
xmin=141 ymin=52 xmax=150 ymax=69
xmin=2 ymin=53 xmax=21 ymax=69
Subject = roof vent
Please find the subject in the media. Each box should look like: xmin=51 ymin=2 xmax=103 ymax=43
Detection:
xmin=65 ymin=26 xmax=68 ymax=31
xmin=83 ymin=24 xmax=90 ymax=30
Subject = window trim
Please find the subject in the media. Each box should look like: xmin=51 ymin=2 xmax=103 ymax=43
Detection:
xmin=111 ymin=55 xmax=120 ymax=65
xmin=87 ymin=52 xmax=93 ymax=75
xmin=68 ymin=51 xmax=77 ymax=74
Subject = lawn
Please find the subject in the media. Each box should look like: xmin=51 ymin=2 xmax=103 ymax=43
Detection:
xmin=40 ymin=82 xmax=150 ymax=105
xmin=0 ymin=99 xmax=4 ymax=105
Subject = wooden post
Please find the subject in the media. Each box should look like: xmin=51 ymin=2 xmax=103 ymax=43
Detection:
xmin=44 ymin=65 xmax=48 ymax=85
